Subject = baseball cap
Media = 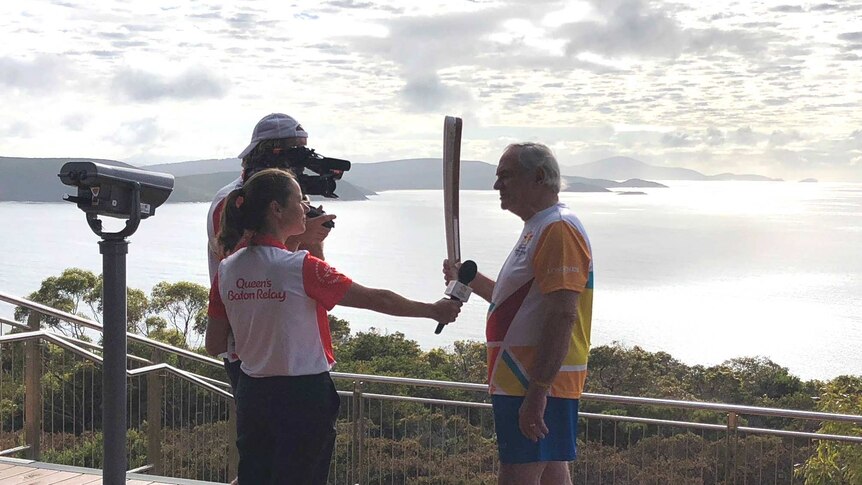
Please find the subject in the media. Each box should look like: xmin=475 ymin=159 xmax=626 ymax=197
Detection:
xmin=237 ymin=113 xmax=308 ymax=159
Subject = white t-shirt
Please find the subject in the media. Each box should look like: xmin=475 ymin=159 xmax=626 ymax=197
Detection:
xmin=206 ymin=176 xmax=244 ymax=361
xmin=208 ymin=234 xmax=352 ymax=377
xmin=207 ymin=176 xmax=243 ymax=282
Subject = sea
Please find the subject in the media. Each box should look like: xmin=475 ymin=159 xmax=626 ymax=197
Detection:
xmin=1 ymin=181 xmax=860 ymax=381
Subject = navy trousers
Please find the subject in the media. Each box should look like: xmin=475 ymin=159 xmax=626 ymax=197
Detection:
xmin=235 ymin=372 xmax=340 ymax=485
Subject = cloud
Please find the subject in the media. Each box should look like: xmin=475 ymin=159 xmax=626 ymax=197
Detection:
xmin=733 ymin=127 xmax=758 ymax=145
xmin=847 ymin=129 xmax=862 ymax=150
xmin=705 ymin=127 xmax=725 ymax=146
xmin=0 ymin=54 xmax=72 ymax=93
xmin=768 ymin=129 xmax=804 ymax=147
xmin=62 ymin=114 xmax=87 ymax=131
xmin=111 ymin=66 xmax=230 ymax=102
xmin=121 ymin=23 xmax=165 ymax=32
xmin=0 ymin=121 xmax=31 ymax=137
xmin=557 ymin=0 xmax=769 ymax=59
xmin=763 ymin=97 xmax=792 ymax=106
xmin=661 ymin=131 xmax=696 ymax=147
xmin=345 ymin=9 xmax=511 ymax=110
xmin=226 ymin=13 xmax=264 ymax=30
xmin=110 ymin=118 xmax=161 ymax=145
xmin=811 ymin=4 xmax=841 ymax=11
xmin=401 ymin=73 xmax=471 ymax=112
xmin=770 ymin=5 xmax=805 ymax=13
xmin=507 ymin=92 xmax=545 ymax=108
xmin=324 ymin=0 xmax=378 ymax=9
xmin=90 ymin=50 xmax=123 ymax=58
xmin=838 ymin=32 xmax=862 ymax=42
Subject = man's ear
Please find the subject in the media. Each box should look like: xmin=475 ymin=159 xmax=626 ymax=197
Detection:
xmin=535 ymin=167 xmax=546 ymax=184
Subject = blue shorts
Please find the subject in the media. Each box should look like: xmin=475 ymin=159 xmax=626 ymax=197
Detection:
xmin=492 ymin=395 xmax=579 ymax=464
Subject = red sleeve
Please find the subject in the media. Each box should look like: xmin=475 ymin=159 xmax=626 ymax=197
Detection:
xmin=302 ymin=254 xmax=353 ymax=310
xmin=207 ymin=273 xmax=227 ymax=319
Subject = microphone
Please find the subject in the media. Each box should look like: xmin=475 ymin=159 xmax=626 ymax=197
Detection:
xmin=436 ymin=260 xmax=477 ymax=334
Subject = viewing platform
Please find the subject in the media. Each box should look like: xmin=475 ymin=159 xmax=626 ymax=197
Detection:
xmin=0 ymin=457 xmax=222 ymax=484
xmin=1 ymin=290 xmax=860 ymax=484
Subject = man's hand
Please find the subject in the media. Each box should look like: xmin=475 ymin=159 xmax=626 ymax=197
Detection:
xmin=518 ymin=386 xmax=549 ymax=442
xmin=442 ymin=259 xmax=460 ymax=285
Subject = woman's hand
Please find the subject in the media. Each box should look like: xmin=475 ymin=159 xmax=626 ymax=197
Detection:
xmin=430 ymin=298 xmax=462 ymax=325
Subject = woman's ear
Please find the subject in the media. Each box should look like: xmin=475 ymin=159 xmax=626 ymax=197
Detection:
xmin=269 ymin=200 xmax=283 ymax=215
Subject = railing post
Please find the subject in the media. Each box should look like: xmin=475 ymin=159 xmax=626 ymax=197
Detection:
xmin=228 ymin=399 xmax=238 ymax=479
xmin=726 ymin=411 xmax=739 ymax=484
xmin=352 ymin=380 xmax=365 ymax=485
xmin=146 ymin=350 xmax=163 ymax=475
xmin=24 ymin=312 xmax=41 ymax=460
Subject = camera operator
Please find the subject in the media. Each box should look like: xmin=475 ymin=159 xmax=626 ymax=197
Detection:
xmin=206 ymin=113 xmax=337 ymax=393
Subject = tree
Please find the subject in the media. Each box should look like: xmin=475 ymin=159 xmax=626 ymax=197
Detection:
xmin=724 ymin=356 xmax=804 ymax=403
xmin=328 ymin=314 xmax=351 ymax=349
xmin=587 ymin=343 xmax=690 ymax=399
xmin=445 ymin=340 xmax=486 ymax=384
xmin=91 ymin=277 xmax=149 ymax=333
xmin=800 ymin=376 xmax=862 ymax=484
xmin=125 ymin=288 xmax=149 ymax=333
xmin=338 ymin=329 xmax=422 ymax=365
xmin=149 ymin=281 xmax=208 ymax=346
xmin=15 ymin=267 xmax=100 ymax=339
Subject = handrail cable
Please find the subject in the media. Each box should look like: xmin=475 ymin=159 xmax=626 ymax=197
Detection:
xmin=3 ymin=290 xmax=862 ymax=425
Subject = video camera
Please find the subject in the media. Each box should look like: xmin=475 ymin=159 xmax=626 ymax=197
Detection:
xmin=246 ymin=146 xmax=351 ymax=199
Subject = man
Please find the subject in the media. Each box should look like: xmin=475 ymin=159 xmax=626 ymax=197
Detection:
xmin=207 ymin=113 xmax=334 ymax=279
xmin=445 ymin=142 xmax=593 ymax=485
xmin=206 ymin=112 xmax=336 ymax=388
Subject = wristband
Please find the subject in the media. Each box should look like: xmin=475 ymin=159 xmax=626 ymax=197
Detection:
xmin=531 ymin=379 xmax=552 ymax=389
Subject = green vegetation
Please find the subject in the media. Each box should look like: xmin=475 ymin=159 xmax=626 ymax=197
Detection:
xmin=5 ymin=268 xmax=861 ymax=483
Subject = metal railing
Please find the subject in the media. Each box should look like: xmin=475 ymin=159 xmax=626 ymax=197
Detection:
xmin=2 ymin=290 xmax=861 ymax=484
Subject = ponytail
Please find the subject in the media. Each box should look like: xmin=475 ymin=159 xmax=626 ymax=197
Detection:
xmin=218 ymin=188 xmax=248 ymax=255
xmin=216 ymin=168 xmax=299 ymax=255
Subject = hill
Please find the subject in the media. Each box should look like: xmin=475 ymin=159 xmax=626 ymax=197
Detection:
xmin=10 ymin=155 xmax=754 ymax=204
xmin=168 ymin=171 xmax=373 ymax=202
xmin=567 ymin=156 xmax=781 ymax=181
xmin=563 ymin=175 xmax=667 ymax=191
xmin=145 ymin=158 xmax=238 ymax=177
xmin=346 ymin=159 xmax=667 ymax=192
xmin=346 ymin=159 xmax=496 ymax=191
xmin=147 ymin=157 xmax=500 ymax=192
xmin=0 ymin=157 xmax=371 ymax=203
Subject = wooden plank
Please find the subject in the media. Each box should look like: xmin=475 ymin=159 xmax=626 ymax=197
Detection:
xmin=0 ymin=464 xmax=36 ymax=480
xmin=0 ymin=460 xmax=226 ymax=485
xmin=17 ymin=470 xmax=80 ymax=484
xmin=0 ymin=467 xmax=60 ymax=483
xmin=50 ymin=474 xmax=102 ymax=484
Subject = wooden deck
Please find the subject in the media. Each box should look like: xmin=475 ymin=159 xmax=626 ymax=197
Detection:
xmin=0 ymin=458 xmax=225 ymax=484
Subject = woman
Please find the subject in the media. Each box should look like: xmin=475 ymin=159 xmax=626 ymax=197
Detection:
xmin=206 ymin=168 xmax=461 ymax=484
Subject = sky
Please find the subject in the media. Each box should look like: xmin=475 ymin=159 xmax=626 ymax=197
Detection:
xmin=1 ymin=0 xmax=861 ymax=181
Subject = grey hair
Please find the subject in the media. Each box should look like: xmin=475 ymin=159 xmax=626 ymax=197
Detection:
xmin=505 ymin=142 xmax=565 ymax=193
